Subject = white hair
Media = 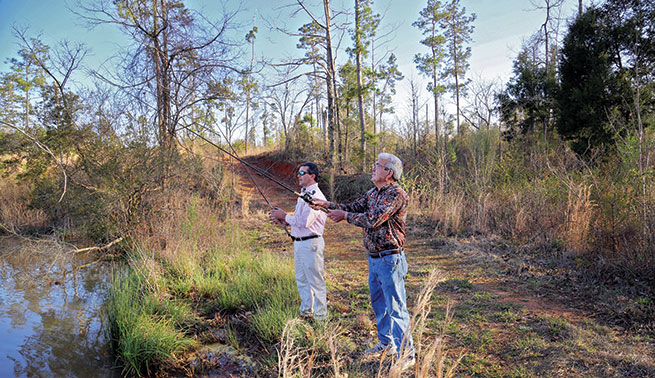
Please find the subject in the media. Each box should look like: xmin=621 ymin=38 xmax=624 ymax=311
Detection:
xmin=378 ymin=152 xmax=403 ymax=181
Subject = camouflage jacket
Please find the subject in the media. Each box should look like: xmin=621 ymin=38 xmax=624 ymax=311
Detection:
xmin=329 ymin=182 xmax=408 ymax=255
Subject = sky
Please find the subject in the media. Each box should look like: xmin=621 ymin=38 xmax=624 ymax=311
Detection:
xmin=0 ymin=0 xmax=583 ymax=128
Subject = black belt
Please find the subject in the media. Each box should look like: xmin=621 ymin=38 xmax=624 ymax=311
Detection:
xmin=291 ymin=234 xmax=321 ymax=242
xmin=369 ymin=248 xmax=402 ymax=258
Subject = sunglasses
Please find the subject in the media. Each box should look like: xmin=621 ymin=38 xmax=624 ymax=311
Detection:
xmin=298 ymin=171 xmax=308 ymax=176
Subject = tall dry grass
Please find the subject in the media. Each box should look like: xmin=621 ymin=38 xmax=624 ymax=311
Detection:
xmin=387 ymin=269 xmax=462 ymax=378
xmin=241 ymin=189 xmax=252 ymax=217
xmin=0 ymin=180 xmax=48 ymax=233
xmin=566 ymin=184 xmax=596 ymax=254
xmin=278 ymin=319 xmax=347 ymax=378
xmin=136 ymin=182 xmax=235 ymax=262
xmin=278 ymin=269 xmax=463 ymax=378
xmin=404 ymin=132 xmax=655 ymax=274
xmin=407 ymin=189 xmax=465 ymax=235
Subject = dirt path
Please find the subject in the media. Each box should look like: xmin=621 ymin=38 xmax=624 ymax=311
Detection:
xmin=234 ymin=154 xmax=655 ymax=378
xmin=235 ymin=155 xmax=583 ymax=320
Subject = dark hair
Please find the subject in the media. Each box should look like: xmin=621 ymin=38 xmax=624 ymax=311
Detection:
xmin=300 ymin=162 xmax=319 ymax=180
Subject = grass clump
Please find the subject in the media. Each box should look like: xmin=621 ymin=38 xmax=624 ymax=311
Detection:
xmin=105 ymin=199 xmax=299 ymax=376
xmin=105 ymin=267 xmax=196 ymax=377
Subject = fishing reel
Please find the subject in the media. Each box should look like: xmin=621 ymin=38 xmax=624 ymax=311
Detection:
xmin=298 ymin=192 xmax=329 ymax=213
xmin=300 ymin=192 xmax=314 ymax=204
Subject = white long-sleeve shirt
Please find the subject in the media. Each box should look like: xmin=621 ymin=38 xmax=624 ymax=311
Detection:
xmin=285 ymin=183 xmax=327 ymax=238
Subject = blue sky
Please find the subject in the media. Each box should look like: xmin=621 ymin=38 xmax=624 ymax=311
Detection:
xmin=0 ymin=0 xmax=582 ymax=123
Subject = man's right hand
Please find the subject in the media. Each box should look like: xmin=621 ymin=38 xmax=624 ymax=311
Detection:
xmin=327 ymin=209 xmax=347 ymax=223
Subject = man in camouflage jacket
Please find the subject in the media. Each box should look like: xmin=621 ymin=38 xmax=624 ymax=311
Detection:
xmin=312 ymin=152 xmax=414 ymax=362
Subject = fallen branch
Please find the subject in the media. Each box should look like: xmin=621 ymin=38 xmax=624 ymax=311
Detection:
xmin=71 ymin=236 xmax=125 ymax=254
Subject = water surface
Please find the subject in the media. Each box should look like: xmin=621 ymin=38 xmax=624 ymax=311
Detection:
xmin=0 ymin=236 xmax=119 ymax=377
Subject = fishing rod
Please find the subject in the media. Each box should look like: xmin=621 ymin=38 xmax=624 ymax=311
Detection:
xmin=185 ymin=126 xmax=328 ymax=212
xmin=198 ymin=124 xmax=293 ymax=237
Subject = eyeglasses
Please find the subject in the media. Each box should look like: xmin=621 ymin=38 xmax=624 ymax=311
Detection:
xmin=297 ymin=171 xmax=308 ymax=176
xmin=372 ymin=162 xmax=389 ymax=170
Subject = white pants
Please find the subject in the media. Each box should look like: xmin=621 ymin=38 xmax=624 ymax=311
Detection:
xmin=294 ymin=237 xmax=327 ymax=319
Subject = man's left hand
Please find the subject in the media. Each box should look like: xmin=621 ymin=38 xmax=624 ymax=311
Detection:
xmin=327 ymin=209 xmax=347 ymax=223
xmin=270 ymin=208 xmax=287 ymax=221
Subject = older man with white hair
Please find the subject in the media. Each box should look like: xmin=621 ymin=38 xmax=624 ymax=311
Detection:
xmin=312 ymin=152 xmax=414 ymax=369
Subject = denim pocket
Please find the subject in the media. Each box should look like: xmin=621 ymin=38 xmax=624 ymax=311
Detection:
xmin=383 ymin=254 xmax=400 ymax=267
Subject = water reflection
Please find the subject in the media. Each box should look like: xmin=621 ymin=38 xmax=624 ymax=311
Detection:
xmin=0 ymin=236 xmax=120 ymax=377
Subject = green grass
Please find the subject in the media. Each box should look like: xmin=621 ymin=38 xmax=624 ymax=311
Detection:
xmin=460 ymin=353 xmax=506 ymax=378
xmin=105 ymin=268 xmax=196 ymax=376
xmin=105 ymin=206 xmax=299 ymax=376
xmin=510 ymin=332 xmax=548 ymax=358
xmin=443 ymin=277 xmax=476 ymax=292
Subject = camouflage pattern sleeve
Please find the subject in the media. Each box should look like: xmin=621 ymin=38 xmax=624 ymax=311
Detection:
xmin=346 ymin=187 xmax=405 ymax=229
xmin=329 ymin=189 xmax=370 ymax=213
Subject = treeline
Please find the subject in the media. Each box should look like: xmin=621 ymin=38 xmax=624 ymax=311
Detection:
xmin=0 ymin=0 xmax=653 ymax=273
xmin=402 ymin=0 xmax=655 ymax=275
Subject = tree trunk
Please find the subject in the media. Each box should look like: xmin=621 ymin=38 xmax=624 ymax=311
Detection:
xmin=412 ymin=87 xmax=417 ymax=155
xmin=245 ymin=28 xmax=255 ymax=154
xmin=345 ymin=103 xmax=350 ymax=165
xmin=453 ymin=35 xmax=460 ymax=135
xmin=245 ymin=89 xmax=251 ymax=153
xmin=314 ymin=61 xmax=321 ymax=153
xmin=543 ymin=1 xmax=551 ymax=142
xmin=323 ymin=0 xmax=338 ymax=198
xmin=25 ymin=66 xmax=30 ymax=132
xmin=425 ymin=103 xmax=428 ymax=141
xmin=433 ymin=73 xmax=439 ymax=148
xmin=152 ymin=0 xmax=174 ymax=151
xmin=432 ymin=22 xmax=440 ymax=150
xmin=634 ymin=61 xmax=650 ymax=250
xmin=322 ymin=105 xmax=327 ymax=152
xmin=371 ymin=39 xmax=377 ymax=158
xmin=355 ymin=0 xmax=367 ymax=172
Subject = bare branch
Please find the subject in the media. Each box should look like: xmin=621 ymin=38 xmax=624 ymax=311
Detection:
xmin=70 ymin=236 xmax=125 ymax=254
xmin=1 ymin=121 xmax=68 ymax=202
xmin=295 ymin=0 xmax=326 ymax=29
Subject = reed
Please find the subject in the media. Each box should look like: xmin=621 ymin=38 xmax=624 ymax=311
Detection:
xmin=387 ymin=269 xmax=463 ymax=378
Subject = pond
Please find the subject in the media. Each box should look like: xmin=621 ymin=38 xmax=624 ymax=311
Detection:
xmin=0 ymin=236 xmax=120 ymax=377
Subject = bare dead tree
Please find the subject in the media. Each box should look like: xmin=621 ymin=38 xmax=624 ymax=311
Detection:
xmin=268 ymin=65 xmax=314 ymax=154
xmin=461 ymin=74 xmax=500 ymax=131
xmin=407 ymin=79 xmax=422 ymax=155
xmin=528 ymin=0 xmax=565 ymax=140
xmin=75 ymin=0 xmax=240 ymax=151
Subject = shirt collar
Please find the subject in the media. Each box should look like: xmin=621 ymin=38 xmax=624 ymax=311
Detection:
xmin=376 ymin=181 xmax=397 ymax=193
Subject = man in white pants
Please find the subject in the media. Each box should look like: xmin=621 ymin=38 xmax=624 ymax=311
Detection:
xmin=270 ymin=162 xmax=328 ymax=320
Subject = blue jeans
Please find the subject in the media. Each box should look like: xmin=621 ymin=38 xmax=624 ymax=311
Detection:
xmin=368 ymin=251 xmax=414 ymax=358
